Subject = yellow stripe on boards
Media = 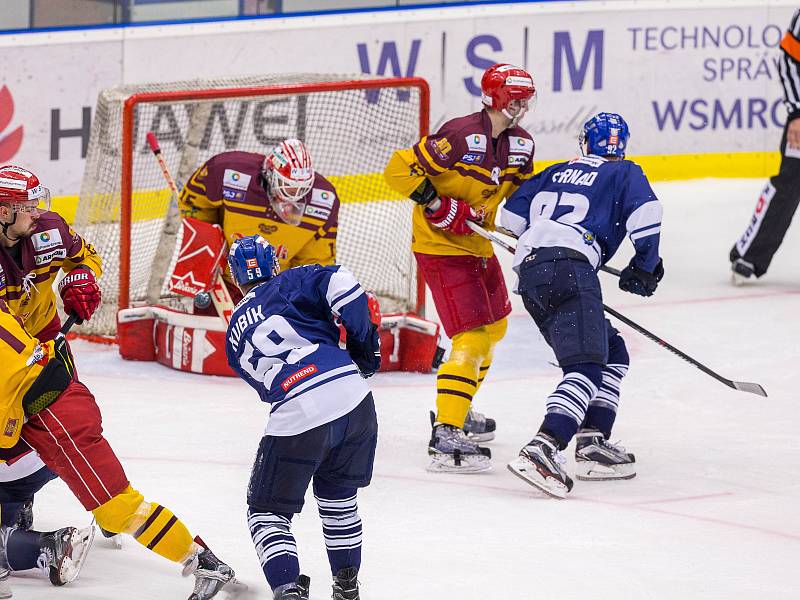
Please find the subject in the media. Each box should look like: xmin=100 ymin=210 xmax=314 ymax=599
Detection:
xmin=54 ymin=152 xmax=780 ymax=226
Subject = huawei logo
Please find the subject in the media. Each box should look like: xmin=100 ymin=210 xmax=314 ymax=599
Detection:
xmin=0 ymin=86 xmax=23 ymax=162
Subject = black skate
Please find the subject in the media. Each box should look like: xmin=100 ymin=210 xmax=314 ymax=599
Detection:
xmin=184 ymin=537 xmax=237 ymax=600
xmin=575 ymin=429 xmax=636 ymax=481
xmin=463 ymin=408 xmax=496 ymax=443
xmin=731 ymin=258 xmax=755 ymax=285
xmin=15 ymin=499 xmax=34 ymax=530
xmin=273 ymin=574 xmax=311 ymax=599
xmin=39 ymin=524 xmax=96 ymax=586
xmin=427 ymin=413 xmax=491 ymax=473
xmin=332 ymin=567 xmax=359 ymax=600
xmin=507 ymin=433 xmax=574 ymax=499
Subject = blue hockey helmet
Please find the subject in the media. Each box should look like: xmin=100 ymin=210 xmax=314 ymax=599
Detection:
xmin=580 ymin=112 xmax=630 ymax=158
xmin=227 ymin=235 xmax=281 ymax=287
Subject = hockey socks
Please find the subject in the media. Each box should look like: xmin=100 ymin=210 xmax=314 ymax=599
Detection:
xmin=2 ymin=526 xmax=40 ymax=571
xmin=314 ymin=486 xmax=362 ymax=576
xmin=541 ymin=369 xmax=600 ymax=448
xmin=582 ymin=363 xmax=628 ymax=438
xmin=248 ymin=509 xmax=300 ymax=590
xmin=92 ymin=486 xmax=196 ymax=563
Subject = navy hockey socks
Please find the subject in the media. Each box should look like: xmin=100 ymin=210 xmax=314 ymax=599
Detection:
xmin=4 ymin=527 xmax=42 ymax=571
xmin=247 ymin=509 xmax=299 ymax=590
xmin=314 ymin=480 xmax=362 ymax=576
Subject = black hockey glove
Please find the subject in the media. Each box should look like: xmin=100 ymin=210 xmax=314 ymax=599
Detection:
xmin=618 ymin=259 xmax=664 ymax=297
xmin=346 ymin=324 xmax=381 ymax=378
xmin=22 ymin=336 xmax=76 ymax=417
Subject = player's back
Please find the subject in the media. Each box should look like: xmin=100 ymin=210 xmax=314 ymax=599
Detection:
xmin=226 ymin=264 xmax=370 ymax=436
xmin=501 ymin=155 xmax=658 ymax=268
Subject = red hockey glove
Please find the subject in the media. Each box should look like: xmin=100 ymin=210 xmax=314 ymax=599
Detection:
xmin=424 ymin=196 xmax=482 ymax=236
xmin=58 ymin=268 xmax=101 ymax=322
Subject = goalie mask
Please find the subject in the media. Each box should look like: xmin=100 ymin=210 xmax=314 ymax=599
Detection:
xmin=228 ymin=235 xmax=281 ymax=288
xmin=263 ymin=138 xmax=314 ymax=226
xmin=579 ymin=112 xmax=630 ymax=159
xmin=480 ymin=64 xmax=537 ymax=126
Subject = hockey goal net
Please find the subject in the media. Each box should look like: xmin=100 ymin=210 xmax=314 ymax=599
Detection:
xmin=73 ymin=74 xmax=429 ymax=337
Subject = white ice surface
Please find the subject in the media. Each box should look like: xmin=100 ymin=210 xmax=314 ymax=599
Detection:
xmin=11 ymin=178 xmax=800 ymax=600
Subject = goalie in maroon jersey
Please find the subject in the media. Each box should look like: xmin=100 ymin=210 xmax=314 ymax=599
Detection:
xmin=178 ymin=138 xmax=340 ymax=305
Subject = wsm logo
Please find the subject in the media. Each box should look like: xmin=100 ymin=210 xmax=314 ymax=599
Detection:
xmin=0 ymin=86 xmax=23 ymax=162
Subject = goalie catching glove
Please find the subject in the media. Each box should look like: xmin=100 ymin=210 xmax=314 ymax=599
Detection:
xmin=346 ymin=323 xmax=381 ymax=378
xmin=424 ymin=196 xmax=483 ymax=236
xmin=58 ymin=268 xmax=101 ymax=323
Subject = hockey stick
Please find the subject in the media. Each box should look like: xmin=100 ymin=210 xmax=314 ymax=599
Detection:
xmin=145 ymin=132 xmax=235 ymax=323
xmin=58 ymin=314 xmax=80 ymax=337
xmin=466 ymin=220 xmax=768 ymax=397
xmin=465 ymin=221 xmax=621 ymax=277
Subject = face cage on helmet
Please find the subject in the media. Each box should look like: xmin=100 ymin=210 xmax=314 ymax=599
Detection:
xmin=266 ymin=168 xmax=313 ymax=226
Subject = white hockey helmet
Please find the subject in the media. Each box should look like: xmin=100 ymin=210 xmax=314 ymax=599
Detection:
xmin=263 ymin=139 xmax=314 ymax=226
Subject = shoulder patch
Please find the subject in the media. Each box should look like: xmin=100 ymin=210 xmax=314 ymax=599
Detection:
xmin=508 ymin=136 xmax=534 ymax=156
xmin=223 ymin=169 xmax=252 ymax=191
xmin=461 ymin=152 xmax=485 ymax=164
xmin=311 ymin=188 xmax=335 ymax=209
xmin=466 ymin=134 xmax=487 ymax=153
xmin=31 ymin=229 xmax=63 ymax=252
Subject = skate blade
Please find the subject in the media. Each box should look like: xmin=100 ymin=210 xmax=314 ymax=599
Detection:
xmin=426 ymin=453 xmax=492 ymax=474
xmin=58 ymin=523 xmax=96 ymax=585
xmin=506 ymin=459 xmax=568 ymax=499
xmin=731 ymin=271 xmax=750 ymax=286
xmin=467 ymin=431 xmax=495 ymax=443
xmin=575 ymin=460 xmax=636 ymax=481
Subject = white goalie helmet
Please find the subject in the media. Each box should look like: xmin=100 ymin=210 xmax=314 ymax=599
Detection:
xmin=262 ymin=138 xmax=315 ymax=226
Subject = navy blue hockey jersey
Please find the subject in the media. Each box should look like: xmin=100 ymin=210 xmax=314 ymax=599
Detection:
xmin=500 ymin=155 xmax=662 ymax=276
xmin=226 ymin=264 xmax=372 ymax=436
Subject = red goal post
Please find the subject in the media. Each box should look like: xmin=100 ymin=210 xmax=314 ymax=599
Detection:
xmin=74 ymin=74 xmax=430 ymax=337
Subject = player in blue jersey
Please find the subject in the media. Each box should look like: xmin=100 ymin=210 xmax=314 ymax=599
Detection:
xmin=499 ymin=112 xmax=664 ymax=499
xmin=225 ymin=235 xmax=380 ymax=600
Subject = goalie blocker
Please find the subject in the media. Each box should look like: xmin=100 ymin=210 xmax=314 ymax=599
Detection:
xmin=117 ymin=218 xmax=443 ymax=375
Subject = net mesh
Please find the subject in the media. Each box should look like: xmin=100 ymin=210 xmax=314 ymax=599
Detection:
xmin=74 ymin=74 xmax=424 ymax=336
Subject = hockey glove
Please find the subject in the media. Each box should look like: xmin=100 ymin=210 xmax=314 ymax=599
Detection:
xmin=618 ymin=259 xmax=664 ymax=297
xmin=59 ymin=268 xmax=101 ymax=323
xmin=424 ymin=196 xmax=482 ymax=236
xmin=346 ymin=324 xmax=381 ymax=378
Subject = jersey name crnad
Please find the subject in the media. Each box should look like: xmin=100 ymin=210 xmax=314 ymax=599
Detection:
xmin=226 ymin=264 xmax=371 ymax=437
xmin=179 ymin=151 xmax=339 ymax=281
xmin=384 ymin=110 xmax=535 ymax=257
xmin=501 ymin=155 xmax=662 ymax=274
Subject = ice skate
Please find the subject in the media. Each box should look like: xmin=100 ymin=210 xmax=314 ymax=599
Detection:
xmin=14 ymin=500 xmax=33 ymax=531
xmin=332 ymin=566 xmax=359 ymax=600
xmin=507 ymin=433 xmax=573 ymax=499
xmin=184 ymin=537 xmax=238 ymax=600
xmin=273 ymin=574 xmax=310 ymax=599
xmin=38 ymin=524 xmax=96 ymax=586
xmin=731 ymin=258 xmax=754 ymax=286
xmin=463 ymin=408 xmax=496 ymax=443
xmin=574 ymin=429 xmax=636 ymax=481
xmin=0 ymin=568 xmax=11 ymax=599
xmin=427 ymin=414 xmax=491 ymax=473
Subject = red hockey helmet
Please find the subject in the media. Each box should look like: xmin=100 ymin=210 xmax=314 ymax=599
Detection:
xmin=263 ymin=138 xmax=314 ymax=225
xmin=0 ymin=165 xmax=51 ymax=211
xmin=481 ymin=64 xmax=536 ymax=122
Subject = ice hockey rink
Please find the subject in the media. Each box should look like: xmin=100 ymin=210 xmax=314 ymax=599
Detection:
xmin=13 ymin=177 xmax=799 ymax=600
